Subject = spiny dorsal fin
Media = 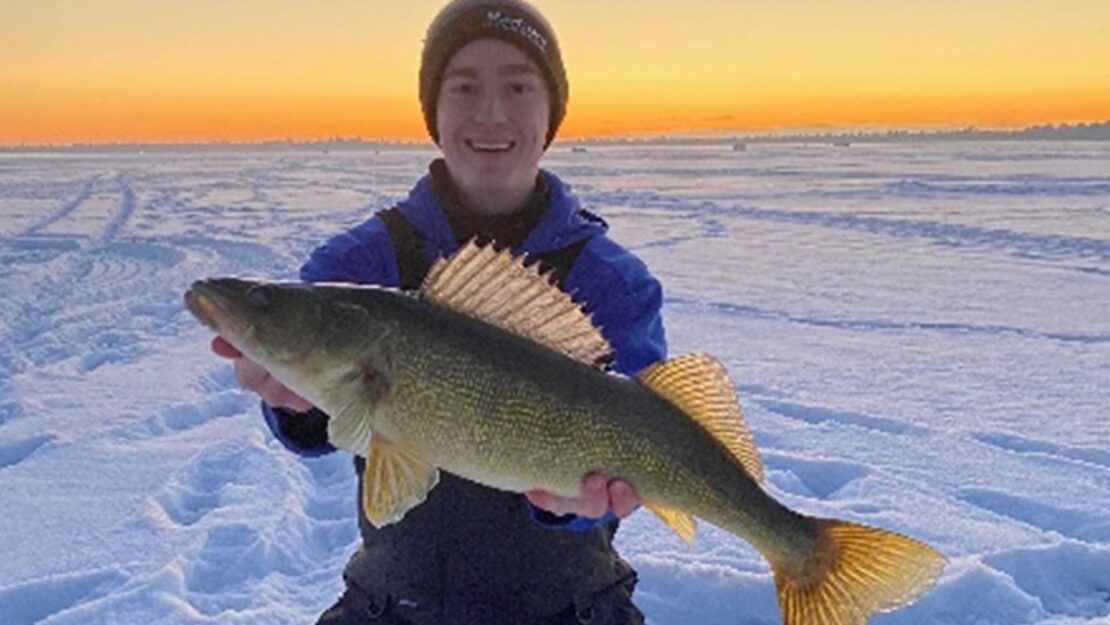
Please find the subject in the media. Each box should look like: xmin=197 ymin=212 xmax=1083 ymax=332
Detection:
xmin=420 ymin=240 xmax=613 ymax=369
xmin=643 ymin=500 xmax=697 ymax=543
xmin=362 ymin=435 xmax=441 ymax=528
xmin=637 ymin=354 xmax=764 ymax=484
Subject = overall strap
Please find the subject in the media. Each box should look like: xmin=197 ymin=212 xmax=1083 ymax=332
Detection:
xmin=529 ymin=238 xmax=589 ymax=289
xmin=378 ymin=207 xmax=430 ymax=290
xmin=378 ymin=206 xmax=591 ymax=290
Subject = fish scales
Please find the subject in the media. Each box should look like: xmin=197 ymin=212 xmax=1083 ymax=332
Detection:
xmin=184 ymin=240 xmax=947 ymax=625
xmin=308 ymin=284 xmax=816 ymax=560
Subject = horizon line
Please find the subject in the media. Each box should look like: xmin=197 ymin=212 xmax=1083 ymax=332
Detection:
xmin=3 ymin=120 xmax=1108 ymax=150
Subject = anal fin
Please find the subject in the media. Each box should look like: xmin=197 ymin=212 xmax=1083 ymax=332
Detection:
xmin=643 ymin=500 xmax=697 ymax=543
xmin=362 ymin=436 xmax=440 ymax=528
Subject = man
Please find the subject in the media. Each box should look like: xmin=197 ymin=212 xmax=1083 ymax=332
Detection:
xmin=211 ymin=1 xmax=666 ymax=622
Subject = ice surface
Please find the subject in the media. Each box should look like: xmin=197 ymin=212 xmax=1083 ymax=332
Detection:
xmin=0 ymin=143 xmax=1107 ymax=624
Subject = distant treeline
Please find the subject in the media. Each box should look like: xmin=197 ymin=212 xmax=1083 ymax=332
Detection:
xmin=573 ymin=122 xmax=1110 ymax=147
xmin=740 ymin=121 xmax=1110 ymax=145
xmin=0 ymin=138 xmax=432 ymax=154
xmin=3 ymin=122 xmax=1108 ymax=153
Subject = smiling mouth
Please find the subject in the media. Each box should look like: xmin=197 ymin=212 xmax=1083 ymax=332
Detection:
xmin=466 ymin=139 xmax=515 ymax=153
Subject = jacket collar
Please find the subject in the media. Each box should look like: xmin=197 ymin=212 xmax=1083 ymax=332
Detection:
xmin=395 ymin=159 xmax=607 ymax=259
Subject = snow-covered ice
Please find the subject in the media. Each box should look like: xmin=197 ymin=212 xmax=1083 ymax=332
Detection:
xmin=0 ymin=142 xmax=1107 ymax=624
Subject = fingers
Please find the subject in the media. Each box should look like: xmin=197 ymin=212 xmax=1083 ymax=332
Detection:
xmin=233 ymin=357 xmax=270 ymax=393
xmin=582 ymin=473 xmax=640 ymax=519
xmin=267 ymin=385 xmax=314 ymax=412
xmin=214 ymin=336 xmax=313 ymax=412
xmin=247 ymin=366 xmax=313 ymax=412
xmin=526 ymin=474 xmax=640 ymax=520
xmin=525 ymin=487 xmax=588 ymax=517
xmin=608 ymin=479 xmax=640 ymax=519
xmin=524 ymin=489 xmax=558 ymax=513
xmin=210 ymin=336 xmax=242 ymax=359
xmin=580 ymin=473 xmax=610 ymax=518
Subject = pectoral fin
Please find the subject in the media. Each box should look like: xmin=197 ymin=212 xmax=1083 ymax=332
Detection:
xmin=327 ymin=396 xmax=376 ymax=456
xmin=362 ymin=436 xmax=440 ymax=528
xmin=643 ymin=500 xmax=697 ymax=543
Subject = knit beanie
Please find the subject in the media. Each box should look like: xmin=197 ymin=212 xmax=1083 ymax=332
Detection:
xmin=419 ymin=0 xmax=568 ymax=147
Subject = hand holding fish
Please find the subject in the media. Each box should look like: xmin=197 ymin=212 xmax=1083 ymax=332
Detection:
xmin=525 ymin=473 xmax=640 ymax=519
xmin=211 ymin=336 xmax=314 ymax=412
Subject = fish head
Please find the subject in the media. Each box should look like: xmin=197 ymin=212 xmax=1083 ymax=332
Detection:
xmin=186 ymin=278 xmax=401 ymax=430
xmin=185 ymin=278 xmax=334 ymax=367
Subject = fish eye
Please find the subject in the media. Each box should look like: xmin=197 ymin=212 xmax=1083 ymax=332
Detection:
xmin=245 ymin=284 xmax=273 ymax=309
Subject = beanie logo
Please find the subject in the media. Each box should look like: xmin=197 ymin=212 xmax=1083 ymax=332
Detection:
xmin=483 ymin=10 xmax=548 ymax=52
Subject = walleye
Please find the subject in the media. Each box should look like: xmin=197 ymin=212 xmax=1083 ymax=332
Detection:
xmin=185 ymin=241 xmax=945 ymax=625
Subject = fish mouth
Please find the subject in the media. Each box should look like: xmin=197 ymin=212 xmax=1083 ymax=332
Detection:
xmin=184 ymin=279 xmax=253 ymax=341
xmin=184 ymin=285 xmax=220 ymax=331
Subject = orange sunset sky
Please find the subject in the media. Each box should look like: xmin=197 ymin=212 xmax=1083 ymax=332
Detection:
xmin=2 ymin=0 xmax=1108 ymax=145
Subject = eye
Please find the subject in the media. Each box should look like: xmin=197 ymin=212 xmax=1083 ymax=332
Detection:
xmin=510 ymin=82 xmax=533 ymax=95
xmin=447 ymin=81 xmax=476 ymax=96
xmin=246 ymin=285 xmax=273 ymax=309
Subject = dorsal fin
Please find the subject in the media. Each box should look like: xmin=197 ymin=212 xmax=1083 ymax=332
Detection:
xmin=420 ymin=240 xmax=613 ymax=369
xmin=637 ymin=354 xmax=764 ymax=484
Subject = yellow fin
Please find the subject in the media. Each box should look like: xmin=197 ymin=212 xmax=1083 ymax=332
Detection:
xmin=361 ymin=436 xmax=440 ymax=528
xmin=774 ymin=519 xmax=946 ymax=625
xmin=643 ymin=500 xmax=697 ymax=543
xmin=420 ymin=240 xmax=613 ymax=369
xmin=637 ymin=354 xmax=764 ymax=484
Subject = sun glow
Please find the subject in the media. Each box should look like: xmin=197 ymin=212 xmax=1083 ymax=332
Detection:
xmin=2 ymin=0 xmax=1107 ymax=144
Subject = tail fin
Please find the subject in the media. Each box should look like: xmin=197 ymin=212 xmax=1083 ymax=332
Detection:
xmin=773 ymin=518 xmax=945 ymax=625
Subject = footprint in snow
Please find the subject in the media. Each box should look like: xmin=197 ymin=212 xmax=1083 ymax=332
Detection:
xmin=0 ymin=401 xmax=25 ymax=426
xmin=0 ymin=567 xmax=128 ymax=625
xmin=764 ymin=452 xmax=870 ymax=499
xmin=183 ymin=523 xmax=292 ymax=612
xmin=972 ymin=431 xmax=1110 ymax=471
xmin=0 ymin=434 xmax=55 ymax=471
xmin=756 ymin=398 xmax=928 ymax=437
xmin=984 ymin=541 xmax=1110 ymax=620
xmin=150 ymin=442 xmax=248 ymax=527
xmin=159 ymin=390 xmax=252 ymax=432
xmin=957 ymin=488 xmax=1110 ymax=543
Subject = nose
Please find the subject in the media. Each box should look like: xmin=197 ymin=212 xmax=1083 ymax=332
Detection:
xmin=474 ymin=90 xmax=508 ymax=125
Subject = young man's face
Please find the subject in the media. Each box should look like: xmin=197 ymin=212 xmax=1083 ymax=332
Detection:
xmin=436 ymin=38 xmax=550 ymax=209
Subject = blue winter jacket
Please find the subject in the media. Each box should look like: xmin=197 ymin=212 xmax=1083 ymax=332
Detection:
xmin=261 ymin=164 xmax=667 ymax=529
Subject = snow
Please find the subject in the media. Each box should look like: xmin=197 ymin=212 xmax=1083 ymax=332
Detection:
xmin=1 ymin=142 xmax=1107 ymax=624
